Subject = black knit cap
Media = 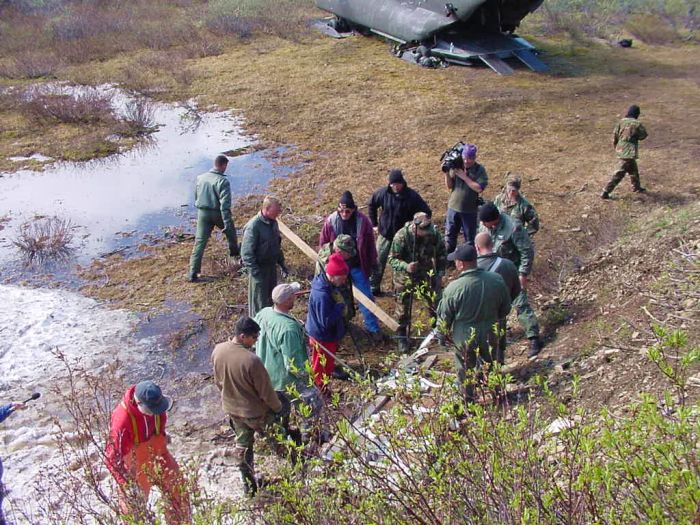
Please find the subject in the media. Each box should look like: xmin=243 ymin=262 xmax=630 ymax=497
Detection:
xmin=626 ymin=104 xmax=641 ymax=118
xmin=339 ymin=190 xmax=356 ymax=209
xmin=388 ymin=169 xmax=406 ymax=185
xmin=478 ymin=202 xmax=500 ymax=222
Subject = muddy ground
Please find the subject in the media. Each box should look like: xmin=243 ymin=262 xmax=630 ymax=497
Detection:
xmin=2 ymin=21 xmax=699 ymax=513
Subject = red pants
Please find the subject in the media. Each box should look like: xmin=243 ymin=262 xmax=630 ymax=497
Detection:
xmin=309 ymin=337 xmax=337 ymax=389
xmin=118 ymin=435 xmax=191 ymax=525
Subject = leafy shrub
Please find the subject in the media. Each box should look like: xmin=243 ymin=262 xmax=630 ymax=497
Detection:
xmin=626 ymin=14 xmax=680 ymax=44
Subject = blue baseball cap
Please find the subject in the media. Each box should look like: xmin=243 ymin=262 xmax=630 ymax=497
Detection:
xmin=134 ymin=381 xmax=172 ymax=415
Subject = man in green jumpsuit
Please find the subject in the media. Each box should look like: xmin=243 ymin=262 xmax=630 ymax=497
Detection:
xmin=494 ymin=175 xmax=540 ymax=237
xmin=188 ymin=155 xmax=239 ymax=282
xmin=241 ymin=196 xmax=289 ymax=318
xmin=388 ymin=212 xmax=447 ymax=353
xmin=478 ymin=202 xmax=543 ymax=358
xmin=437 ymin=244 xmax=511 ymax=403
xmin=601 ymin=104 xmax=649 ymax=199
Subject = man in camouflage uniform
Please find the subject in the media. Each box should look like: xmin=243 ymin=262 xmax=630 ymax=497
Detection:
xmin=494 ymin=175 xmax=540 ymax=237
xmin=478 ymin=202 xmax=542 ymax=358
xmin=188 ymin=155 xmax=239 ymax=282
xmin=437 ymin=244 xmax=511 ymax=404
xmin=241 ymin=196 xmax=289 ymax=318
xmin=388 ymin=212 xmax=447 ymax=353
xmin=601 ymin=104 xmax=649 ymax=199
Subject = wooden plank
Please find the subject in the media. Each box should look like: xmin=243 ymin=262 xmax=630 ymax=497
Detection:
xmin=278 ymin=219 xmax=400 ymax=332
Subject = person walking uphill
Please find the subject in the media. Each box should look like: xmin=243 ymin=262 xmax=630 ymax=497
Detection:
xmin=444 ymin=143 xmax=488 ymax=251
xmin=601 ymin=104 xmax=649 ymax=199
xmin=319 ymin=191 xmax=380 ymax=338
xmin=188 ymin=155 xmax=238 ymax=282
xmin=1 ymin=401 xmax=27 ymax=525
xmin=306 ymin=252 xmax=350 ymax=391
xmin=368 ymin=169 xmax=432 ymax=296
xmin=105 ymin=381 xmax=191 ymax=525
xmin=211 ymin=316 xmax=292 ymax=497
xmin=241 ymin=196 xmax=289 ymax=318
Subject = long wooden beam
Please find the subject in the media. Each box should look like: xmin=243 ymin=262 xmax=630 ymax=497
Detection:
xmin=277 ymin=219 xmax=400 ymax=332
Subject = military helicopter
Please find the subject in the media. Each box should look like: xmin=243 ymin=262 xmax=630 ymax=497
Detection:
xmin=315 ymin=0 xmax=547 ymax=75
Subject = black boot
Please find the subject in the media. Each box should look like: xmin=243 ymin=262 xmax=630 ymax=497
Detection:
xmin=239 ymin=448 xmax=257 ymax=497
xmin=528 ymin=337 xmax=543 ymax=359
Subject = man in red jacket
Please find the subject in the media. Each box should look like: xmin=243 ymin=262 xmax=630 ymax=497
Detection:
xmin=105 ymin=381 xmax=191 ymax=524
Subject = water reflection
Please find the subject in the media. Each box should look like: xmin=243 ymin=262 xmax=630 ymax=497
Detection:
xmin=0 ymin=92 xmax=293 ymax=278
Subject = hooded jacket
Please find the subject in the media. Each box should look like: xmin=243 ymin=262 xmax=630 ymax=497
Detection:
xmin=319 ymin=210 xmax=377 ymax=279
xmin=305 ymin=273 xmax=346 ymax=342
xmin=105 ymin=385 xmax=168 ymax=484
xmin=368 ymin=185 xmax=432 ymax=240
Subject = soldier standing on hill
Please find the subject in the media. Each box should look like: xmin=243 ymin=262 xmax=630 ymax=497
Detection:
xmin=388 ymin=212 xmax=447 ymax=354
xmin=368 ymin=169 xmax=432 ymax=296
xmin=478 ymin=202 xmax=543 ymax=359
xmin=494 ymin=175 xmax=540 ymax=238
xmin=601 ymin=104 xmax=649 ymax=199
xmin=188 ymin=155 xmax=239 ymax=282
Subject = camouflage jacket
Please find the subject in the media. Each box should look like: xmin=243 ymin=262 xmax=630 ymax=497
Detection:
xmin=388 ymin=222 xmax=447 ymax=286
xmin=478 ymin=213 xmax=534 ymax=276
xmin=315 ymin=243 xmax=355 ymax=321
xmin=613 ymin=117 xmax=648 ymax=159
xmin=494 ymin=193 xmax=540 ymax=237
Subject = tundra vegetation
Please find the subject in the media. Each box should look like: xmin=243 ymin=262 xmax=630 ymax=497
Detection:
xmin=0 ymin=0 xmax=698 ymax=523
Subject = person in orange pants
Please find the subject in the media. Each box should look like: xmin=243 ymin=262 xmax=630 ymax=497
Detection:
xmin=106 ymin=381 xmax=191 ymax=524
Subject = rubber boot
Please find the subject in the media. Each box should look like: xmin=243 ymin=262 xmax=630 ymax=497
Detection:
xmin=600 ymin=191 xmax=610 ymax=200
xmin=239 ymin=448 xmax=257 ymax=497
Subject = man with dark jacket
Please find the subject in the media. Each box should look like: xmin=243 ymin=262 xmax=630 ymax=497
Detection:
xmin=306 ymin=252 xmax=349 ymax=390
xmin=368 ymin=169 xmax=432 ymax=296
xmin=241 ymin=196 xmax=289 ymax=318
xmin=475 ymin=232 xmax=521 ymax=364
xmin=319 ymin=191 xmax=380 ymax=338
xmin=211 ymin=316 xmax=289 ymax=496
xmin=188 ymin=155 xmax=239 ymax=282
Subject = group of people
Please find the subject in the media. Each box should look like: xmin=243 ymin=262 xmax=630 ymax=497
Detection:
xmin=69 ymin=104 xmax=650 ymax=521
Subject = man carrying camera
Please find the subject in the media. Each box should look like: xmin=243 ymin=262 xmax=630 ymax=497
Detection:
xmin=388 ymin=212 xmax=447 ymax=353
xmin=442 ymin=143 xmax=488 ymax=251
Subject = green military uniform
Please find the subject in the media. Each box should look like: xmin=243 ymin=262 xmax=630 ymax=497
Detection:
xmin=316 ymin=242 xmax=356 ymax=322
xmin=494 ymin=193 xmax=540 ymax=237
xmin=388 ymin=221 xmax=447 ymax=335
xmin=478 ymin=213 xmax=540 ymax=340
xmin=437 ymin=268 xmax=511 ymax=401
xmin=188 ymin=169 xmax=238 ymax=279
xmin=241 ymin=212 xmax=285 ymax=318
xmin=477 ymin=253 xmax=521 ymax=364
xmin=604 ymin=116 xmax=648 ymax=194
xmin=373 ymin=234 xmax=393 ymax=291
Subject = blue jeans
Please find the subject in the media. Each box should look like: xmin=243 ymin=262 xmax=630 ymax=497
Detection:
xmin=445 ymin=208 xmax=477 ymax=253
xmin=350 ymin=267 xmax=380 ymax=333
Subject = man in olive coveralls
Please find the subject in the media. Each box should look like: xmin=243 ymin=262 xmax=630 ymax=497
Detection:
xmin=478 ymin=202 xmax=543 ymax=358
xmin=494 ymin=175 xmax=540 ymax=238
xmin=188 ymin=155 xmax=239 ymax=282
xmin=437 ymin=244 xmax=511 ymax=404
xmin=601 ymin=104 xmax=648 ymax=199
xmin=241 ymin=196 xmax=289 ymax=318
